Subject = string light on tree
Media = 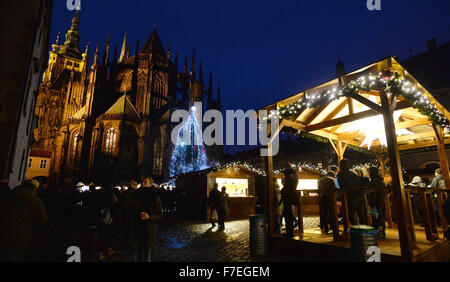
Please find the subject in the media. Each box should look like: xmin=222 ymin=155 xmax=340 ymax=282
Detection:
xmin=169 ymin=107 xmax=207 ymax=184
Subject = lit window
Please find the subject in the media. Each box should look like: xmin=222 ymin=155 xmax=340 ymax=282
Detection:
xmin=105 ymin=127 xmax=116 ymax=155
xmin=40 ymin=159 xmax=47 ymax=169
xmin=28 ymin=158 xmax=32 ymax=168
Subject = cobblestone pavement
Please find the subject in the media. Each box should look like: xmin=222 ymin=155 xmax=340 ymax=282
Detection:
xmin=106 ymin=216 xmax=321 ymax=262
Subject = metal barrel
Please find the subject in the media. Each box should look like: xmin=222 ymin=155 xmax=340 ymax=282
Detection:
xmin=349 ymin=225 xmax=379 ymax=262
xmin=249 ymin=214 xmax=267 ymax=256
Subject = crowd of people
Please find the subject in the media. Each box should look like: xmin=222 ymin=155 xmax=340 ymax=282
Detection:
xmin=273 ymin=159 xmax=450 ymax=240
xmin=0 ymin=176 xmax=170 ymax=262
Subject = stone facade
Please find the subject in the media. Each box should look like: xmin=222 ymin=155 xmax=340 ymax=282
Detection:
xmin=32 ymin=11 xmax=222 ymax=187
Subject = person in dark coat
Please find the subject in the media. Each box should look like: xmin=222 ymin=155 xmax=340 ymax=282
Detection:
xmin=273 ymin=179 xmax=282 ymax=235
xmin=129 ymin=177 xmax=163 ymax=262
xmin=368 ymin=167 xmax=386 ymax=239
xmin=216 ymin=187 xmax=229 ymax=230
xmin=0 ymin=179 xmax=47 ymax=261
xmin=318 ymin=165 xmax=338 ymax=234
xmin=208 ymin=183 xmax=220 ymax=227
xmin=281 ymin=163 xmax=298 ymax=237
xmin=96 ymin=186 xmax=118 ymax=261
xmin=337 ymin=158 xmax=364 ymax=225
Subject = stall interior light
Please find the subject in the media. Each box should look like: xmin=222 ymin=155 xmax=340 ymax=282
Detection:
xmin=216 ymin=178 xmax=249 ymax=197
xmin=276 ymin=179 xmax=318 ymax=190
xmin=95 ymin=186 xmax=101 ymax=190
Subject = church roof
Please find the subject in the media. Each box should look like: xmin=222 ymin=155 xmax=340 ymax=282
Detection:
xmin=72 ymin=106 xmax=86 ymax=119
xmin=103 ymin=94 xmax=140 ymax=120
xmin=140 ymin=29 xmax=166 ymax=56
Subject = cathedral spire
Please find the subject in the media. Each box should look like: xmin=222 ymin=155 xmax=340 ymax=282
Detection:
xmin=118 ymin=32 xmax=127 ymax=63
xmin=52 ymin=32 xmax=60 ymax=51
xmin=198 ymin=61 xmax=203 ymax=84
xmin=217 ymin=84 xmax=221 ymax=109
xmin=190 ymin=49 xmax=196 ymax=79
xmin=167 ymin=42 xmax=171 ymax=59
xmin=59 ymin=11 xmax=82 ymax=59
xmin=102 ymin=33 xmax=110 ymax=68
xmin=184 ymin=56 xmax=188 ymax=74
xmin=94 ymin=44 xmax=99 ymax=66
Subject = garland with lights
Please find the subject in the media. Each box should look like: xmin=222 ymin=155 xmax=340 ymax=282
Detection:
xmin=273 ymin=161 xmax=389 ymax=176
xmin=263 ymin=70 xmax=450 ymax=129
xmin=170 ymin=161 xmax=267 ymax=181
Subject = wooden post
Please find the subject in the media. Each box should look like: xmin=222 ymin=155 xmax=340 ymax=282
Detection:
xmin=385 ymin=193 xmax=394 ymax=228
xmin=432 ymin=124 xmax=450 ymax=231
xmin=433 ymin=124 xmax=450 ymax=187
xmin=341 ymin=190 xmax=350 ymax=240
xmin=330 ymin=139 xmax=347 ymax=162
xmin=266 ymin=142 xmax=275 ymax=237
xmin=374 ymin=152 xmax=387 ymax=178
xmin=380 ymin=90 xmax=415 ymax=259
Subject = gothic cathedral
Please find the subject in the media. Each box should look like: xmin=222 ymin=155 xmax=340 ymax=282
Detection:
xmin=32 ymin=11 xmax=222 ymax=187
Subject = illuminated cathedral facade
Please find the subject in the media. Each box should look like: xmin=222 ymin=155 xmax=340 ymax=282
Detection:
xmin=31 ymin=12 xmax=222 ymax=187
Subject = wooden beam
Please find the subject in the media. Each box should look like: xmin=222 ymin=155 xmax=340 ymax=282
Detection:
xmin=305 ymin=100 xmax=410 ymax=132
xmin=347 ymin=92 xmax=383 ymax=114
xmin=268 ymin=120 xmax=285 ymax=144
xmin=397 ymin=139 xmax=450 ymax=151
xmin=395 ymin=117 xmax=430 ymax=130
xmin=347 ymin=97 xmax=354 ymax=115
xmin=380 ymin=89 xmax=415 ymax=259
xmin=359 ymin=90 xmax=381 ymax=96
xmin=266 ymin=133 xmax=275 ymax=236
xmin=282 ymin=119 xmax=306 ymax=131
xmin=303 ymin=104 xmax=328 ymax=125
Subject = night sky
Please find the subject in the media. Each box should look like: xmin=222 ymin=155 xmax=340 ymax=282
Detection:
xmin=50 ymin=0 xmax=450 ymax=153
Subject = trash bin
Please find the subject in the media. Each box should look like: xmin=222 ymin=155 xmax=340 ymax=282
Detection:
xmin=349 ymin=225 xmax=379 ymax=262
xmin=249 ymin=214 xmax=267 ymax=256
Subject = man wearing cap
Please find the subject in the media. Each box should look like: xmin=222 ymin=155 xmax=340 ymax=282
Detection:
xmin=0 ymin=179 xmax=47 ymax=261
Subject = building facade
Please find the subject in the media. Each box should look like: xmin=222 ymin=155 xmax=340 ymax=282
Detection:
xmin=31 ymin=11 xmax=222 ymax=187
xmin=0 ymin=0 xmax=53 ymax=189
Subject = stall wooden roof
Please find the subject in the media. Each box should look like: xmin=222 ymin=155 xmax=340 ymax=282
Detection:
xmin=260 ymin=56 xmax=450 ymax=153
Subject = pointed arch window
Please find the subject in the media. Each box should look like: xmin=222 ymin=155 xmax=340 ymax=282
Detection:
xmin=105 ymin=127 xmax=117 ymax=155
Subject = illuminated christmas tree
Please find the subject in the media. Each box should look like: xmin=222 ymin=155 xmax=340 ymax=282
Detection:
xmin=169 ymin=106 xmax=207 ymax=181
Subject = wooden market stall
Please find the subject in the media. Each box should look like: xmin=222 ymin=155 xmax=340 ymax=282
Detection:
xmin=174 ymin=162 xmax=264 ymax=221
xmin=275 ymin=165 xmax=324 ymax=216
xmin=259 ymin=56 xmax=450 ymax=261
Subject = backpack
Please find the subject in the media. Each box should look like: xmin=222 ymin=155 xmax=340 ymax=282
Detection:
xmin=100 ymin=208 xmax=113 ymax=225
